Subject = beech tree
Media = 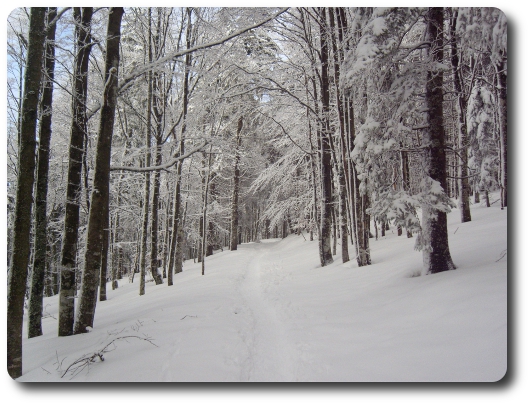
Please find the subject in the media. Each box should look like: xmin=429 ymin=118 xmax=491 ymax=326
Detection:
xmin=74 ymin=7 xmax=124 ymax=334
xmin=7 ymin=6 xmax=46 ymax=379
xmin=58 ymin=7 xmax=94 ymax=337
xmin=28 ymin=7 xmax=58 ymax=338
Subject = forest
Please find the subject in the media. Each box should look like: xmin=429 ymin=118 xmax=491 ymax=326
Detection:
xmin=6 ymin=7 xmax=507 ymax=381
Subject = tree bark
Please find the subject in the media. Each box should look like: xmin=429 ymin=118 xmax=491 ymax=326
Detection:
xmin=28 ymin=7 xmax=57 ymax=339
xmin=74 ymin=7 xmax=124 ymax=334
xmin=496 ymin=59 xmax=507 ymax=208
xmin=329 ymin=8 xmax=350 ymax=263
xmin=99 ymin=213 xmax=109 ymax=301
xmin=58 ymin=7 xmax=94 ymax=336
xmin=449 ymin=9 xmax=471 ymax=223
xmin=422 ymin=8 xmax=456 ymax=275
xmin=149 ymin=138 xmax=164 ymax=285
xmin=230 ymin=117 xmax=243 ymax=251
xmin=318 ymin=7 xmax=334 ymax=266
xmin=168 ymin=8 xmax=193 ymax=280
xmin=7 ymin=6 xmax=46 ymax=379
xmin=139 ymin=8 xmax=153 ymax=295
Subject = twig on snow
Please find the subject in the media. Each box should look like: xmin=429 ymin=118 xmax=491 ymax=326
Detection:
xmin=61 ymin=335 xmax=158 ymax=379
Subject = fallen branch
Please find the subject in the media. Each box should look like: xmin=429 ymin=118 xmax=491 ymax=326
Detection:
xmin=61 ymin=335 xmax=158 ymax=379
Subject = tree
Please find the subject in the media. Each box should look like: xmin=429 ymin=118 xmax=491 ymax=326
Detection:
xmin=230 ymin=116 xmax=243 ymax=251
xmin=420 ymin=8 xmax=456 ymax=274
xmin=58 ymin=7 xmax=94 ymax=336
xmin=7 ymin=6 xmax=46 ymax=379
xmin=74 ymin=7 xmax=124 ymax=334
xmin=449 ymin=8 xmax=471 ymax=223
xmin=318 ymin=7 xmax=334 ymax=266
xmin=28 ymin=7 xmax=58 ymax=338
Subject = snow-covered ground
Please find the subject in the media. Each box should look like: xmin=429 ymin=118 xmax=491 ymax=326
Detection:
xmin=18 ymin=196 xmax=507 ymax=382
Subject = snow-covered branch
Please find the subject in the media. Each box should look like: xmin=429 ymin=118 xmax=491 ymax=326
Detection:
xmin=110 ymin=141 xmax=208 ymax=173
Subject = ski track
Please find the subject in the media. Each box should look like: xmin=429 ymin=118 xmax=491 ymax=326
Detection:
xmin=236 ymin=242 xmax=297 ymax=382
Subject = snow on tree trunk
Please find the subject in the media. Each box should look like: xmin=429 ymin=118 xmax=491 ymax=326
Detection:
xmin=28 ymin=7 xmax=57 ymax=339
xmin=74 ymin=7 xmax=124 ymax=334
xmin=58 ymin=7 xmax=94 ymax=336
xmin=7 ymin=6 xmax=46 ymax=379
xmin=449 ymin=8 xmax=471 ymax=223
xmin=140 ymin=8 xmax=153 ymax=295
xmin=318 ymin=7 xmax=334 ymax=267
xmin=421 ymin=8 xmax=456 ymax=275
xmin=496 ymin=60 xmax=507 ymax=208
xmin=230 ymin=117 xmax=243 ymax=251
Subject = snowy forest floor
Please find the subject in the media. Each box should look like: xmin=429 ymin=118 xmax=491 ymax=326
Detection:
xmin=19 ymin=195 xmax=507 ymax=382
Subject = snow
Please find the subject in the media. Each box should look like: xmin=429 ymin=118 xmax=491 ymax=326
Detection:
xmin=17 ymin=196 xmax=506 ymax=382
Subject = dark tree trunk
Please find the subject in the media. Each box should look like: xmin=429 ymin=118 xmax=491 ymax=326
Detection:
xmin=111 ymin=213 xmax=119 ymax=290
xmin=168 ymin=8 xmax=192 ymax=280
xmin=163 ymin=190 xmax=172 ymax=278
xmin=496 ymin=59 xmax=507 ymax=208
xmin=7 ymin=6 xmax=46 ymax=379
xmin=139 ymin=8 xmax=153 ymax=295
xmin=319 ymin=7 xmax=334 ymax=266
xmin=58 ymin=7 xmax=94 ymax=337
xmin=207 ymin=180 xmax=215 ymax=256
xmin=149 ymin=140 xmax=164 ymax=285
xmin=74 ymin=7 xmax=124 ymax=334
xmin=99 ymin=213 xmax=109 ymax=301
xmin=28 ymin=8 xmax=57 ymax=339
xmin=230 ymin=117 xmax=243 ymax=251
xmin=328 ymin=8 xmax=350 ymax=264
xmin=449 ymin=9 xmax=471 ymax=223
xmin=422 ymin=8 xmax=456 ymax=275
xmin=201 ymin=149 xmax=213 ymax=275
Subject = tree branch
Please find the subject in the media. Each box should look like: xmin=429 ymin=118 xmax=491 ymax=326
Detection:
xmin=110 ymin=141 xmax=208 ymax=173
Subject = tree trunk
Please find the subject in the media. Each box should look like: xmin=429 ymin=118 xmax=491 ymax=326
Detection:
xmin=74 ymin=7 xmax=124 ymax=334
xmin=207 ymin=180 xmax=215 ymax=256
xmin=168 ymin=8 xmax=193 ymax=280
xmin=28 ymin=7 xmax=57 ymax=339
xmin=99 ymin=214 xmax=109 ymax=301
xmin=139 ymin=8 xmax=153 ymax=295
xmin=201 ymin=148 xmax=213 ymax=275
xmin=7 ymin=6 xmax=46 ymax=379
xmin=149 ymin=140 xmax=164 ymax=285
xmin=449 ymin=9 xmax=471 ymax=223
xmin=496 ymin=59 xmax=507 ymax=208
xmin=328 ymin=8 xmax=350 ymax=264
xmin=422 ymin=8 xmax=456 ymax=275
xmin=318 ymin=7 xmax=334 ymax=266
xmin=111 ymin=213 xmax=119 ymax=290
xmin=230 ymin=117 xmax=243 ymax=251
xmin=58 ymin=7 xmax=94 ymax=337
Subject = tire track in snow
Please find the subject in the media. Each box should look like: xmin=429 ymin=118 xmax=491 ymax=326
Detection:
xmin=237 ymin=242 xmax=297 ymax=382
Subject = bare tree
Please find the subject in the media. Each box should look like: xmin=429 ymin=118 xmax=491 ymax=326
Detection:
xmin=58 ymin=7 xmax=94 ymax=336
xmin=28 ymin=7 xmax=58 ymax=338
xmin=7 ymin=6 xmax=46 ymax=379
xmin=74 ymin=7 xmax=124 ymax=334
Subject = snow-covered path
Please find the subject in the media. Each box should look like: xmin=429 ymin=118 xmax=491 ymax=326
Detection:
xmin=235 ymin=242 xmax=297 ymax=381
xmin=18 ymin=199 xmax=507 ymax=382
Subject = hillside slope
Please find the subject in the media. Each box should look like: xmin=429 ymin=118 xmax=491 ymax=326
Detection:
xmin=18 ymin=197 xmax=507 ymax=382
